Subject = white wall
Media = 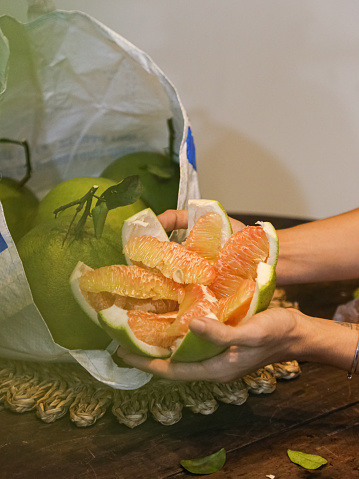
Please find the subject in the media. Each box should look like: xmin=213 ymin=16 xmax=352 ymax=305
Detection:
xmin=2 ymin=0 xmax=359 ymax=220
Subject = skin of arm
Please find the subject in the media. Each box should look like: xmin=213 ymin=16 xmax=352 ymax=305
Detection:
xmin=117 ymin=208 xmax=359 ymax=382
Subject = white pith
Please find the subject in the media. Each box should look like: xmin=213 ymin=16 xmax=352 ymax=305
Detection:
xmin=256 ymin=221 xmax=279 ymax=267
xmin=242 ymin=261 xmax=276 ymax=322
xmin=122 ymin=207 xmax=169 ymax=264
xmin=70 ymin=261 xmax=101 ymax=327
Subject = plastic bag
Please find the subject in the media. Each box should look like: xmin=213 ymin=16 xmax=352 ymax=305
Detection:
xmin=0 ymin=3 xmax=199 ymax=389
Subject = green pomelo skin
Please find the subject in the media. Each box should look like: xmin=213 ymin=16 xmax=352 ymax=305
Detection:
xmin=171 ymin=330 xmax=226 ymax=363
xmin=17 ymin=218 xmax=124 ymax=350
xmin=0 ymin=177 xmax=39 ymax=243
xmin=32 ymin=176 xmax=146 ymax=232
xmin=101 ymin=152 xmax=180 ymax=215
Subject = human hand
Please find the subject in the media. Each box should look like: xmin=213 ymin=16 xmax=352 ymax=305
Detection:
xmin=117 ymin=307 xmax=302 ymax=383
xmin=157 ymin=209 xmax=245 ymax=234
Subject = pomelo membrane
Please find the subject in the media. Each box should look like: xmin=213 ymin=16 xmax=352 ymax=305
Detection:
xmin=70 ymin=199 xmax=278 ymax=361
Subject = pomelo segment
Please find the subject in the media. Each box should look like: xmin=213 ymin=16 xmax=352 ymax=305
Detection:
xmin=217 ymin=279 xmax=256 ymax=325
xmin=98 ymin=306 xmax=174 ymax=358
xmin=166 ymin=284 xmax=218 ymax=337
xmin=186 ymin=199 xmax=233 ymax=249
xmin=122 ymin=207 xmax=169 ymax=265
xmin=78 ymin=263 xmax=184 ymax=301
xmin=123 ymin=235 xmax=216 ymax=285
xmin=183 ymin=212 xmax=223 ymax=263
xmin=210 ymin=223 xmax=275 ymax=299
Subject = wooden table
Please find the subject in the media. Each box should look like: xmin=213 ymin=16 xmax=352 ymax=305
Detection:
xmin=1 ymin=214 xmax=359 ymax=479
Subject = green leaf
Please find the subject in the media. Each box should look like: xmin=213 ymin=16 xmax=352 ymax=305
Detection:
xmin=97 ymin=175 xmax=143 ymax=210
xmin=92 ymin=201 xmax=109 ymax=239
xmin=146 ymin=164 xmax=174 ymax=179
xmin=287 ymin=449 xmax=328 ymax=470
xmin=180 ymin=448 xmax=226 ymax=475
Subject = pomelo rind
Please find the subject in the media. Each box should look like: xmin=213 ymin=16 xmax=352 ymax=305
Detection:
xmin=98 ymin=305 xmax=172 ymax=359
xmin=242 ymin=261 xmax=277 ymax=322
xmin=256 ymin=221 xmax=279 ymax=267
xmin=171 ymin=329 xmax=226 ymax=363
xmin=122 ymin=207 xmax=169 ymax=264
xmin=187 ymin=199 xmax=233 ymax=248
xmin=70 ymin=261 xmax=100 ymax=327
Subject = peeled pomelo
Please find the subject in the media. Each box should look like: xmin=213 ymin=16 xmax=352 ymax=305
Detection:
xmin=0 ymin=177 xmax=39 ymax=243
xmin=70 ymin=199 xmax=278 ymax=362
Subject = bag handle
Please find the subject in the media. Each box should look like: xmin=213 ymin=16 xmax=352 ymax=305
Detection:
xmin=27 ymin=0 xmax=56 ymax=20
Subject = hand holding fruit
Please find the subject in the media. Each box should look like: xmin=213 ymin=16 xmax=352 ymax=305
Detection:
xmin=117 ymin=306 xmax=359 ymax=382
xmin=117 ymin=307 xmax=301 ymax=382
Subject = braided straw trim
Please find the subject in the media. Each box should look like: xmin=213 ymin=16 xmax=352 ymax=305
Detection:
xmin=0 ymin=290 xmax=300 ymax=428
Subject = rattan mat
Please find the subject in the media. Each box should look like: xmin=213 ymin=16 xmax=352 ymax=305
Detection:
xmin=0 ymin=290 xmax=300 ymax=428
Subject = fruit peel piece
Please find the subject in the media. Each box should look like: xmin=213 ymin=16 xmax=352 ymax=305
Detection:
xmin=70 ymin=261 xmax=100 ymax=327
xmin=98 ymin=305 xmax=172 ymax=359
xmin=242 ymin=261 xmax=277 ymax=322
xmin=171 ymin=329 xmax=226 ymax=362
xmin=256 ymin=221 xmax=279 ymax=267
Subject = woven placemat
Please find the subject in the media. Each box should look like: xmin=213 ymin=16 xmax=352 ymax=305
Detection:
xmin=0 ymin=290 xmax=300 ymax=428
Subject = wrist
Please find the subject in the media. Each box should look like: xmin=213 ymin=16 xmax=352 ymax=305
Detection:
xmin=290 ymin=313 xmax=359 ymax=374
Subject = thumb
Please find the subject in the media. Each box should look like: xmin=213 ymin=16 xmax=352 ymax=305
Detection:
xmin=189 ymin=317 xmax=242 ymax=347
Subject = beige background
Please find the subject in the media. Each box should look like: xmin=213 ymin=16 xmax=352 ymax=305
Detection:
xmin=2 ymin=0 xmax=359 ymax=220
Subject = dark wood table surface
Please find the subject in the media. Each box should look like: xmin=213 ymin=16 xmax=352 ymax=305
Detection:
xmin=1 ymin=213 xmax=359 ymax=479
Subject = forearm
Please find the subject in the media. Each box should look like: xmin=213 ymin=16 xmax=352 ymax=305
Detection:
xmin=289 ymin=312 xmax=359 ymax=374
xmin=276 ymin=208 xmax=359 ymax=284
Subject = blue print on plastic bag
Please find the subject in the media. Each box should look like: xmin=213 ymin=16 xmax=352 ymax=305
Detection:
xmin=186 ymin=127 xmax=196 ymax=170
xmin=0 ymin=234 xmax=8 ymax=253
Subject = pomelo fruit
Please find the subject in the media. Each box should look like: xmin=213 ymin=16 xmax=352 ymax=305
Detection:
xmin=17 ymin=216 xmax=126 ymax=350
xmin=100 ymin=151 xmax=180 ymax=215
xmin=32 ymin=176 xmax=146 ymax=235
xmin=0 ymin=138 xmax=39 ymax=243
xmin=0 ymin=177 xmax=39 ymax=243
xmin=70 ymin=199 xmax=278 ymax=362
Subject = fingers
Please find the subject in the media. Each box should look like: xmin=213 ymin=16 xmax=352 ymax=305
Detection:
xmin=157 ymin=209 xmax=188 ymax=232
xmin=117 ymin=347 xmax=217 ymax=382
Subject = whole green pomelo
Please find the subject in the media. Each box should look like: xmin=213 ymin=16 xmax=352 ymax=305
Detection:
xmin=17 ymin=216 xmax=125 ymax=350
xmin=0 ymin=177 xmax=39 ymax=243
xmin=32 ymin=176 xmax=146 ymax=232
xmin=101 ymin=152 xmax=180 ymax=215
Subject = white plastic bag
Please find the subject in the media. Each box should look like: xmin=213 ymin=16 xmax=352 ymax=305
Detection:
xmin=0 ymin=3 xmax=199 ymax=389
